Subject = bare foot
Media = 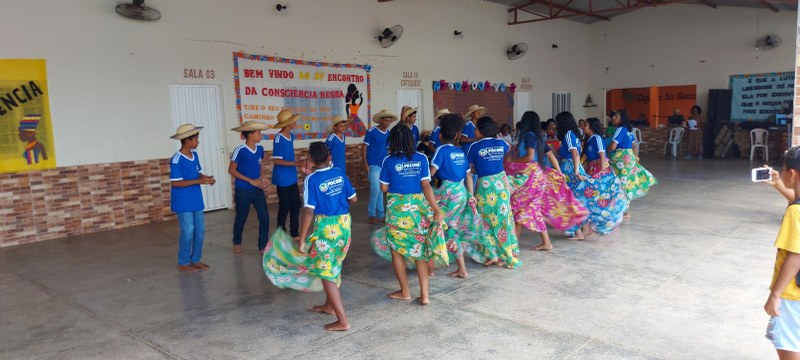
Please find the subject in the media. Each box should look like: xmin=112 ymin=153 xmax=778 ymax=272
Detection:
xmin=388 ymin=290 xmax=412 ymax=300
xmin=324 ymin=321 xmax=350 ymax=331
xmin=566 ymin=235 xmax=584 ymax=241
xmin=311 ymin=304 xmax=335 ymax=315
xmin=232 ymin=245 xmax=243 ymax=256
xmin=416 ymin=296 xmax=430 ymax=305
xmin=483 ymin=258 xmax=499 ymax=266
xmin=623 ymin=213 xmax=631 ymax=219
xmin=531 ymin=244 xmax=553 ymax=251
xmin=190 ymin=262 xmax=209 ymax=270
xmin=447 ymin=270 xmax=469 ymax=278
xmin=178 ymin=265 xmax=198 ymax=272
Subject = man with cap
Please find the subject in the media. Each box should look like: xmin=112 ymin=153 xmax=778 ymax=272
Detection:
xmin=272 ymin=109 xmax=307 ymax=242
xmin=18 ymin=114 xmax=47 ymax=164
xmin=326 ymin=115 xmax=353 ymax=171
xmin=170 ymin=123 xmax=216 ymax=272
xmin=229 ymin=120 xmax=272 ymax=255
xmin=461 ymin=104 xmax=486 ymax=153
xmin=362 ymin=109 xmax=396 ymax=224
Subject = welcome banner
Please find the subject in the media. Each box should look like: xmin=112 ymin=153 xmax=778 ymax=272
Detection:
xmin=0 ymin=59 xmax=56 ymax=173
xmin=233 ymin=52 xmax=372 ymax=140
xmin=730 ymin=72 xmax=794 ymax=121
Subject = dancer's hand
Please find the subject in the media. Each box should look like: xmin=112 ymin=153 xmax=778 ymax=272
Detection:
xmin=468 ymin=197 xmax=477 ymax=207
xmin=574 ymin=171 xmax=587 ymax=181
xmin=433 ymin=209 xmax=444 ymax=223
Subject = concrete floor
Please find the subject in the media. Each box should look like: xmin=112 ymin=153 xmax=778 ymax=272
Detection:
xmin=0 ymin=158 xmax=786 ymax=359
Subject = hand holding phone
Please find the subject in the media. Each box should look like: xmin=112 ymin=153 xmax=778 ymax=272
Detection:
xmin=752 ymin=167 xmax=773 ymax=182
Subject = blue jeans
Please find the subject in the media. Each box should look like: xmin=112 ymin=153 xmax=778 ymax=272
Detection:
xmin=368 ymin=165 xmax=384 ymax=218
xmin=177 ymin=210 xmax=204 ymax=265
xmin=233 ymin=188 xmax=270 ymax=250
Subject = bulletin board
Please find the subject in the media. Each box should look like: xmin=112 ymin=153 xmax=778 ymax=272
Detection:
xmin=431 ymin=81 xmax=515 ymax=127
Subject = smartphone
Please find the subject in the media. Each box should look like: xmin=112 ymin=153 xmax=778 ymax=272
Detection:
xmin=752 ymin=167 xmax=772 ymax=182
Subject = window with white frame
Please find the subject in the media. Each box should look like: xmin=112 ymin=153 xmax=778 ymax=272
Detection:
xmin=552 ymin=92 xmax=571 ymax=119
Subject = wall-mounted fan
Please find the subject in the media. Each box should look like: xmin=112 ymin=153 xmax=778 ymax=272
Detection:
xmin=377 ymin=25 xmax=403 ymax=48
xmin=506 ymin=43 xmax=527 ymax=60
xmin=756 ymin=35 xmax=781 ymax=50
xmin=116 ymin=0 xmax=161 ymax=21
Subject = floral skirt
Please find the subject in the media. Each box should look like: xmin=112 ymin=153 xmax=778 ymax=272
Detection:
xmin=475 ymin=172 xmax=520 ymax=268
xmin=585 ymin=159 xmax=604 ymax=177
xmin=370 ymin=193 xmax=449 ymax=267
xmin=560 ymin=160 xmax=628 ymax=236
xmin=262 ymin=214 xmax=352 ymax=291
xmin=345 ymin=116 xmax=367 ymax=138
xmin=610 ymin=149 xmax=657 ymax=201
xmin=434 ymin=180 xmax=486 ymax=264
xmin=505 ymin=161 xmax=588 ymax=233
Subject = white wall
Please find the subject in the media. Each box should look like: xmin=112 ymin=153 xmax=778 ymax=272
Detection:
xmin=587 ymin=4 xmax=797 ymax=117
xmin=0 ymin=0 xmax=590 ymax=166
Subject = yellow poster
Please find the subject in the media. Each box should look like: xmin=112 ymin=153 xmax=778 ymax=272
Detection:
xmin=0 ymin=59 xmax=55 ymax=173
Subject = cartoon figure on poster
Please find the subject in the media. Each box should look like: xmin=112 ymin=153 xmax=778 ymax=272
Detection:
xmin=345 ymin=84 xmax=367 ymax=137
xmin=18 ymin=115 xmax=47 ymax=164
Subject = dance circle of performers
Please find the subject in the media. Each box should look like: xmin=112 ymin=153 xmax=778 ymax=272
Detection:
xmin=250 ymin=105 xmax=656 ymax=331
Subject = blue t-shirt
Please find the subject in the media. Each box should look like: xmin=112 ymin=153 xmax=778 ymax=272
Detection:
xmin=303 ymin=167 xmax=356 ymax=216
xmin=612 ymin=127 xmax=633 ymax=149
xmin=431 ymin=144 xmax=469 ymax=182
xmin=326 ymin=133 xmax=346 ymax=170
xmin=558 ymin=130 xmax=582 ymax=159
xmin=170 ymin=151 xmax=204 ymax=213
xmin=231 ymin=143 xmax=264 ymax=190
xmin=467 ymin=137 xmax=509 ymax=177
xmin=430 ymin=126 xmax=441 ymax=148
xmin=364 ymin=127 xmax=389 ymax=166
xmin=461 ymin=121 xmax=477 ymax=153
xmin=272 ymin=133 xmax=298 ymax=187
xmin=518 ymin=131 xmax=551 ymax=161
xmin=585 ymin=134 xmax=606 ymax=161
xmin=379 ymin=152 xmax=431 ymax=194
xmin=411 ymin=124 xmax=420 ymax=144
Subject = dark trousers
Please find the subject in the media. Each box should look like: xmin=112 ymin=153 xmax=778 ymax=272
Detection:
xmin=232 ymin=188 xmax=270 ymax=250
xmin=276 ymin=183 xmax=301 ymax=237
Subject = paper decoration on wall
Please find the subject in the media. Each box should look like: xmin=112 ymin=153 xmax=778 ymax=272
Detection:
xmin=233 ymin=52 xmax=372 ymax=139
xmin=0 ymin=59 xmax=56 ymax=173
xmin=432 ymin=79 xmax=513 ymax=94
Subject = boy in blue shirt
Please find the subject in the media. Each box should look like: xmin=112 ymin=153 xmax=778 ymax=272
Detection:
xmin=362 ymin=109 xmax=396 ymax=224
xmin=230 ymin=120 xmax=271 ymax=255
xmin=170 ymin=123 xmax=216 ymax=272
xmin=765 ymin=146 xmax=800 ymax=358
xmin=325 ymin=115 xmax=352 ymax=171
xmin=272 ymin=110 xmax=306 ymax=242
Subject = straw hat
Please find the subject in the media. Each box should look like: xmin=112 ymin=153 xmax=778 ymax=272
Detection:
xmin=435 ymin=108 xmax=451 ymax=119
xmin=170 ymin=123 xmax=204 ymax=140
xmin=326 ymin=115 xmax=347 ymax=133
xmin=231 ymin=120 xmax=270 ymax=132
xmin=272 ymin=109 xmax=302 ymax=129
xmin=400 ymin=106 xmax=418 ymax=121
xmin=465 ymin=104 xmax=487 ymax=118
xmin=372 ymin=109 xmax=398 ymax=124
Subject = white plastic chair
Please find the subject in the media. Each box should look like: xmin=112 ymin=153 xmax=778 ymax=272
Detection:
xmin=750 ymin=128 xmax=768 ymax=162
xmin=663 ymin=127 xmax=684 ymax=158
xmin=633 ymin=128 xmax=647 ymax=157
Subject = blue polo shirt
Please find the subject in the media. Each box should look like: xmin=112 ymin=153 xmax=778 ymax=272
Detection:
xmin=461 ymin=121 xmax=477 ymax=153
xmin=410 ymin=124 xmax=420 ymax=144
xmin=430 ymin=126 xmax=441 ymax=148
xmin=170 ymin=151 xmax=204 ymax=213
xmin=303 ymin=167 xmax=356 ymax=216
xmin=231 ymin=143 xmax=264 ymax=190
xmin=363 ymin=127 xmax=389 ymax=166
xmin=431 ymin=144 xmax=469 ymax=182
xmin=585 ymin=134 xmax=606 ymax=161
xmin=558 ymin=130 xmax=582 ymax=159
xmin=518 ymin=131 xmax=551 ymax=161
xmin=272 ymin=133 xmax=298 ymax=187
xmin=379 ymin=152 xmax=431 ymax=194
xmin=611 ymin=127 xmax=633 ymax=149
xmin=326 ymin=133 xmax=346 ymax=170
xmin=467 ymin=137 xmax=508 ymax=177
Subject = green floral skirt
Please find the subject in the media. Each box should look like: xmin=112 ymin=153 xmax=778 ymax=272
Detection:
xmin=263 ymin=214 xmax=351 ymax=291
xmin=371 ymin=193 xmax=449 ymax=267
xmin=434 ymin=180 xmax=486 ymax=264
xmin=610 ymin=149 xmax=657 ymax=201
xmin=475 ymin=172 xmax=520 ymax=268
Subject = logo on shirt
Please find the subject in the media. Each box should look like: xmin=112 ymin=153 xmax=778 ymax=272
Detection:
xmin=449 ymin=152 xmax=464 ymax=161
xmin=478 ymin=146 xmax=505 ymax=160
xmin=318 ymin=176 xmax=344 ymax=194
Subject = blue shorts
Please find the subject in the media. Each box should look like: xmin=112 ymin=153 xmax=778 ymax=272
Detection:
xmin=766 ymin=298 xmax=800 ymax=352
